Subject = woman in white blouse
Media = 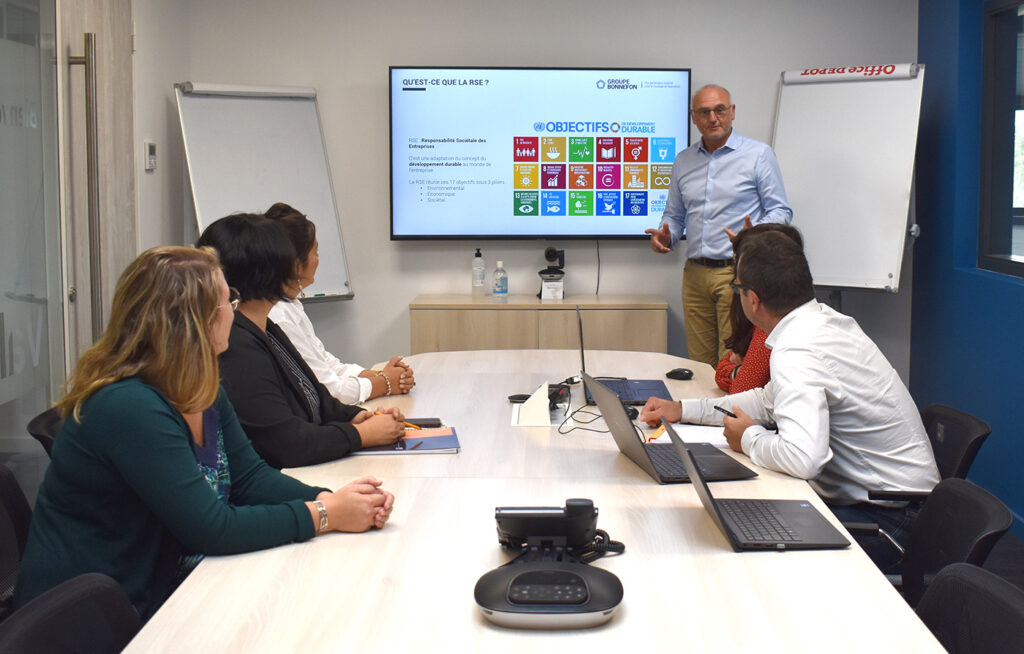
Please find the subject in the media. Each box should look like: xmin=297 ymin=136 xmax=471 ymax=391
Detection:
xmin=266 ymin=202 xmax=415 ymax=404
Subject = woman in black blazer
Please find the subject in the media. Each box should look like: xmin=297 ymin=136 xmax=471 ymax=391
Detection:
xmin=197 ymin=214 xmax=405 ymax=468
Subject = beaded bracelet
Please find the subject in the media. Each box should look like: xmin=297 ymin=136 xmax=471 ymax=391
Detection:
xmin=376 ymin=370 xmax=393 ymax=396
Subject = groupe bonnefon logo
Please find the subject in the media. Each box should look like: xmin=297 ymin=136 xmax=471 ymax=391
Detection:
xmin=596 ymin=80 xmax=606 ymax=89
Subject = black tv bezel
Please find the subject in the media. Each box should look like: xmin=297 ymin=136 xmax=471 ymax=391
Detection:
xmin=389 ymin=65 xmax=692 ymax=241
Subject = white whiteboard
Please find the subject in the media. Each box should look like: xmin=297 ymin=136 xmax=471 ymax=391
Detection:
xmin=175 ymin=83 xmax=352 ymax=298
xmin=772 ymin=64 xmax=924 ymax=290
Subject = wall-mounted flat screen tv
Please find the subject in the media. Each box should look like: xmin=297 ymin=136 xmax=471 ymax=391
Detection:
xmin=390 ymin=67 xmax=691 ymax=240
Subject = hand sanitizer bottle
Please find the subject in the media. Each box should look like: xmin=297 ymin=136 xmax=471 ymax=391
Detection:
xmin=472 ymin=248 xmax=486 ymax=297
xmin=492 ymin=260 xmax=508 ymax=301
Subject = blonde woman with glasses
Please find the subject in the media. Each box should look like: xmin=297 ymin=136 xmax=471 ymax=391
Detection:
xmin=14 ymin=246 xmax=394 ymax=620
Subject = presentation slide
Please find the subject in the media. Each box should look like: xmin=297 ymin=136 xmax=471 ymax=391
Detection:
xmin=390 ymin=67 xmax=691 ymax=239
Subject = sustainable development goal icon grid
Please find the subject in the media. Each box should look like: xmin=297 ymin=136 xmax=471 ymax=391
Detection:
xmin=512 ymin=135 xmax=675 ymax=218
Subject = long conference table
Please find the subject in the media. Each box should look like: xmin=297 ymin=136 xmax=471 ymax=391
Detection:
xmin=124 ymin=350 xmax=942 ymax=652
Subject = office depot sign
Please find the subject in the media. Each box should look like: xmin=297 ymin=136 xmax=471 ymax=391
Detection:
xmin=782 ymin=63 xmax=918 ymax=84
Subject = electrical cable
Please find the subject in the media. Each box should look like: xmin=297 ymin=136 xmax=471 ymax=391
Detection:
xmin=577 ymin=529 xmax=626 ymax=563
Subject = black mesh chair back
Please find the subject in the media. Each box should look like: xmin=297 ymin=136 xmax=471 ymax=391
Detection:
xmin=920 ymin=404 xmax=991 ymax=480
xmin=916 ymin=563 xmax=1024 ymax=654
xmin=0 ymin=464 xmax=32 ymax=623
xmin=0 ymin=573 xmax=141 ymax=654
xmin=902 ymin=478 xmax=1012 ymax=607
xmin=26 ymin=407 xmax=63 ymax=458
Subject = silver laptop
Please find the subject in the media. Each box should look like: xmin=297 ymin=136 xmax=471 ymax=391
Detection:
xmin=577 ymin=306 xmax=670 ymax=405
xmin=582 ymin=372 xmax=756 ymax=484
xmin=663 ymin=419 xmax=850 ymax=551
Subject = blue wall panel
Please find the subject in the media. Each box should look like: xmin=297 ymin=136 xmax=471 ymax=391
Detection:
xmin=915 ymin=0 xmax=1024 ymax=533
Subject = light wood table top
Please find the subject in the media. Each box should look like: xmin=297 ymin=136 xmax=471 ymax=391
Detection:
xmin=125 ymin=350 xmax=941 ymax=653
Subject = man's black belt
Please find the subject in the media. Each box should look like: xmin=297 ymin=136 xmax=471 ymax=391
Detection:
xmin=688 ymin=257 xmax=732 ymax=268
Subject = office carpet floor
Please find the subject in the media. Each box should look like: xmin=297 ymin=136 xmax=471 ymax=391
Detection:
xmin=983 ymin=531 xmax=1024 ymax=590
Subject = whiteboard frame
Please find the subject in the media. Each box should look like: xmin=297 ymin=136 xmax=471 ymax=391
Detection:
xmin=771 ymin=64 xmax=924 ymax=291
xmin=175 ymin=82 xmax=354 ymax=300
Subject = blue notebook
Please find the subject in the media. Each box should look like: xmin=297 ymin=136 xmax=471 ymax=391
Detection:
xmin=354 ymin=427 xmax=461 ymax=455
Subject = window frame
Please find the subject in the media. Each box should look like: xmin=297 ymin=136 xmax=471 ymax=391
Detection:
xmin=979 ymin=0 xmax=1024 ymax=277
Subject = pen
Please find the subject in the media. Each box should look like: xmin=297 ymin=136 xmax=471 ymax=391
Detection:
xmin=714 ymin=405 xmax=738 ymax=419
xmin=373 ymin=410 xmax=421 ymax=430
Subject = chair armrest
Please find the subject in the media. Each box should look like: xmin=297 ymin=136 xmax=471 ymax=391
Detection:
xmin=867 ymin=490 xmax=931 ymax=502
xmin=840 ymin=522 xmax=906 ymax=557
xmin=841 ymin=521 xmax=879 ymax=536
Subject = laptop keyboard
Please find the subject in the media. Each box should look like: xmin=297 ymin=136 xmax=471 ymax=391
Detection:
xmin=718 ymin=499 xmax=800 ymax=542
xmin=645 ymin=443 xmax=688 ymax=479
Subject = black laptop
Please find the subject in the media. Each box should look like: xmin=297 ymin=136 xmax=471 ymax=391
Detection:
xmin=663 ymin=419 xmax=850 ymax=551
xmin=582 ymin=372 xmax=757 ymax=484
xmin=577 ymin=307 xmax=671 ymax=405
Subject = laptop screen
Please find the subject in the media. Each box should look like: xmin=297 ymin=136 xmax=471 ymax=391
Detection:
xmin=663 ymin=419 xmax=732 ymax=536
xmin=576 ymin=305 xmax=586 ymax=375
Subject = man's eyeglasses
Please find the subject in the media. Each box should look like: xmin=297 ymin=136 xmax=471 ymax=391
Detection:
xmin=730 ymin=280 xmax=752 ymax=295
xmin=693 ymin=105 xmax=732 ymax=120
xmin=222 ymin=287 xmax=241 ymax=311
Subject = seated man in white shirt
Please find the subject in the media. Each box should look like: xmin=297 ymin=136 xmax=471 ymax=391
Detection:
xmin=640 ymin=230 xmax=939 ymax=570
xmin=266 ymin=202 xmax=415 ymax=404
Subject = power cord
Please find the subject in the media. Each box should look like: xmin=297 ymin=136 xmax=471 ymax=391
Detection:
xmin=557 ymin=405 xmax=606 ymax=434
xmin=578 ymin=529 xmax=626 ymax=563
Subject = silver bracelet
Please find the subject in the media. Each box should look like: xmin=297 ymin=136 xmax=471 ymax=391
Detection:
xmin=313 ymin=500 xmax=329 ymax=533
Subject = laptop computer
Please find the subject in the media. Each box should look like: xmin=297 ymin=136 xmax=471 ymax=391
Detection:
xmin=663 ymin=419 xmax=850 ymax=551
xmin=582 ymin=372 xmax=757 ymax=484
xmin=577 ymin=306 xmax=671 ymax=405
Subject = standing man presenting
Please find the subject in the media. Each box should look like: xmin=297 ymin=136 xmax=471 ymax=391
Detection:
xmin=646 ymin=84 xmax=792 ymax=366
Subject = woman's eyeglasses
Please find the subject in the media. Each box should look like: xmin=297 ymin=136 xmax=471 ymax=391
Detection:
xmin=222 ymin=287 xmax=241 ymax=311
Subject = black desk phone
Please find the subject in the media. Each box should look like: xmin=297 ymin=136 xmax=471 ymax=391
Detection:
xmin=473 ymin=499 xmax=624 ymax=629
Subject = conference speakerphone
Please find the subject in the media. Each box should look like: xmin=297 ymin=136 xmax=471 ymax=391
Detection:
xmin=474 ymin=499 xmax=624 ymax=629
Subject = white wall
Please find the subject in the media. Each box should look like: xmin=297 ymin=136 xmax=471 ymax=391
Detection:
xmin=133 ymin=0 xmax=190 ymax=249
xmin=133 ymin=0 xmax=919 ymax=378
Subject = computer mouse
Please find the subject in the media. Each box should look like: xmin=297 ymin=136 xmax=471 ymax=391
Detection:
xmin=625 ymin=406 xmax=639 ymax=420
xmin=666 ymin=368 xmax=693 ymax=381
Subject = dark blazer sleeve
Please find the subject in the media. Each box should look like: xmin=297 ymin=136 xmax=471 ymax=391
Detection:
xmin=219 ymin=313 xmax=363 ymax=468
xmin=216 ymin=389 xmax=331 ymax=505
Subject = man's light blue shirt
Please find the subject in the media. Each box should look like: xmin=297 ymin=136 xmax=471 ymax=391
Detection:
xmin=661 ymin=130 xmax=792 ymax=260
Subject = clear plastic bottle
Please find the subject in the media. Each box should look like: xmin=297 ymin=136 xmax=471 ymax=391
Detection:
xmin=492 ymin=260 xmax=508 ymax=300
xmin=472 ymin=248 xmax=486 ymax=296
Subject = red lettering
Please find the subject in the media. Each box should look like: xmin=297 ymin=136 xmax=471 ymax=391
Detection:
xmin=882 ymin=64 xmax=896 ymax=75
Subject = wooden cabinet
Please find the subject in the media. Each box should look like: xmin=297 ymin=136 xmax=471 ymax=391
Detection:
xmin=409 ymin=294 xmax=667 ymax=354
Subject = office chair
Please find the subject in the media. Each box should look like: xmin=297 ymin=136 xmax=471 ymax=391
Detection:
xmin=0 ymin=572 xmax=141 ymax=654
xmin=26 ymin=407 xmax=63 ymax=458
xmin=0 ymin=464 xmax=141 ymax=651
xmin=869 ymin=404 xmax=990 ymax=502
xmin=915 ymin=563 xmax=1024 ymax=654
xmin=0 ymin=464 xmax=32 ymax=622
xmin=849 ymin=478 xmax=1013 ymax=607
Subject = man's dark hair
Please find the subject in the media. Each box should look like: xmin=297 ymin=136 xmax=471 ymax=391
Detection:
xmin=195 ymin=213 xmax=296 ymax=303
xmin=265 ymin=202 xmax=317 ymax=265
xmin=736 ymin=231 xmax=814 ymax=316
xmin=732 ymin=223 xmax=804 ymax=262
xmin=725 ymin=223 xmax=805 ymax=353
